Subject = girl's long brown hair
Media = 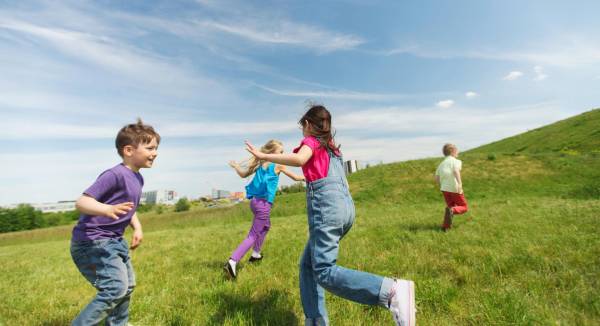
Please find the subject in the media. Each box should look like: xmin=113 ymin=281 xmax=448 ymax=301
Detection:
xmin=299 ymin=104 xmax=340 ymax=153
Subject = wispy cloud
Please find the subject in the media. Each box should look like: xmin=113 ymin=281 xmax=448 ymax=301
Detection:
xmin=436 ymin=99 xmax=455 ymax=108
xmin=379 ymin=39 xmax=600 ymax=67
xmin=200 ymin=19 xmax=364 ymax=53
xmin=0 ymin=19 xmax=222 ymax=96
xmin=503 ymin=71 xmax=523 ymax=81
xmin=0 ymin=117 xmax=297 ymax=140
xmin=255 ymin=84 xmax=407 ymax=101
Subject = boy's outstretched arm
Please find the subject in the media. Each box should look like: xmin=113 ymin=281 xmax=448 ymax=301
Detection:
xmin=76 ymin=194 xmax=133 ymax=220
xmin=277 ymin=165 xmax=305 ymax=181
xmin=453 ymin=169 xmax=463 ymax=194
xmin=434 ymin=174 xmax=440 ymax=186
xmin=130 ymin=213 xmax=143 ymax=250
xmin=246 ymin=141 xmax=312 ymax=167
xmin=229 ymin=161 xmax=251 ymax=178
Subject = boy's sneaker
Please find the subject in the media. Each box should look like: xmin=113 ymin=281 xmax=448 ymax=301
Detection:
xmin=224 ymin=260 xmax=237 ymax=279
xmin=442 ymin=207 xmax=453 ymax=231
xmin=388 ymin=279 xmax=416 ymax=326
xmin=249 ymin=254 xmax=263 ymax=263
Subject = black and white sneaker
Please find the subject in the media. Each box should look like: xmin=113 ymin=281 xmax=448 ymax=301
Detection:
xmin=249 ymin=254 xmax=263 ymax=263
xmin=224 ymin=260 xmax=237 ymax=279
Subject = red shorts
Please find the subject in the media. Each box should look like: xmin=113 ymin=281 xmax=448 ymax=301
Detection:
xmin=442 ymin=191 xmax=468 ymax=214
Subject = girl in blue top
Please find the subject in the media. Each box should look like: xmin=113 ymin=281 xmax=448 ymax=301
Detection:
xmin=225 ymin=139 xmax=304 ymax=279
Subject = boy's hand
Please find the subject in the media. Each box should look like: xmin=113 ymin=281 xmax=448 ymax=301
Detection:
xmin=457 ymin=186 xmax=464 ymax=194
xmin=245 ymin=141 xmax=264 ymax=159
xmin=105 ymin=202 xmax=134 ymax=220
xmin=228 ymin=161 xmax=240 ymax=168
xmin=130 ymin=229 xmax=143 ymax=250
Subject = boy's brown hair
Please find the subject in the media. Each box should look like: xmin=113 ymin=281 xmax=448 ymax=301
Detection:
xmin=115 ymin=118 xmax=161 ymax=157
xmin=442 ymin=143 xmax=457 ymax=156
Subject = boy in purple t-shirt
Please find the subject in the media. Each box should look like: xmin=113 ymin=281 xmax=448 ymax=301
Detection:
xmin=70 ymin=119 xmax=160 ymax=326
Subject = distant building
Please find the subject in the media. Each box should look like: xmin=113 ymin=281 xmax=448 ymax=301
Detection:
xmin=230 ymin=192 xmax=245 ymax=201
xmin=344 ymin=160 xmax=361 ymax=175
xmin=141 ymin=190 xmax=178 ymax=205
xmin=2 ymin=200 xmax=77 ymax=213
xmin=212 ymin=189 xmax=231 ymax=199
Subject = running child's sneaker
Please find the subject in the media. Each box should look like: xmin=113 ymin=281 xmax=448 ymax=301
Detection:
xmin=224 ymin=259 xmax=237 ymax=279
xmin=442 ymin=207 xmax=453 ymax=231
xmin=388 ymin=279 xmax=416 ymax=326
xmin=249 ymin=254 xmax=263 ymax=263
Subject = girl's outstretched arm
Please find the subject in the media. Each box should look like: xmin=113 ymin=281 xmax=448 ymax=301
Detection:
xmin=229 ymin=161 xmax=251 ymax=178
xmin=245 ymin=141 xmax=312 ymax=167
xmin=276 ymin=165 xmax=305 ymax=181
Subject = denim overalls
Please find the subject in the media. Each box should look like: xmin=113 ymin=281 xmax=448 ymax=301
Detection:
xmin=299 ymin=150 xmax=394 ymax=326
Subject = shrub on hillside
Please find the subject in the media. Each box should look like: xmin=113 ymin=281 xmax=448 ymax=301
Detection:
xmin=175 ymin=198 xmax=191 ymax=212
xmin=278 ymin=182 xmax=306 ymax=195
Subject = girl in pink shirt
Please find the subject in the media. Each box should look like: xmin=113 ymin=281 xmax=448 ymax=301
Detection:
xmin=245 ymin=105 xmax=416 ymax=326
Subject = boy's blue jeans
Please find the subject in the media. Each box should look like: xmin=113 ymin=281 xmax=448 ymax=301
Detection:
xmin=300 ymin=173 xmax=394 ymax=326
xmin=70 ymin=238 xmax=135 ymax=326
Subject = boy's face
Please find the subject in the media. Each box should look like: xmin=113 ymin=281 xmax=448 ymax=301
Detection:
xmin=124 ymin=137 xmax=159 ymax=169
xmin=452 ymin=148 xmax=459 ymax=157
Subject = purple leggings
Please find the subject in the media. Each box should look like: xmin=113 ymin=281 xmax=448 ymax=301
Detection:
xmin=230 ymin=198 xmax=272 ymax=262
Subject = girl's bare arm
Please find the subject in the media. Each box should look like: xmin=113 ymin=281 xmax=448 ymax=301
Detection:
xmin=246 ymin=141 xmax=312 ymax=167
xmin=229 ymin=161 xmax=251 ymax=178
xmin=277 ymin=165 xmax=305 ymax=181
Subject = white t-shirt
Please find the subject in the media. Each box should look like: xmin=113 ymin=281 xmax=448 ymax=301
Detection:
xmin=435 ymin=156 xmax=462 ymax=193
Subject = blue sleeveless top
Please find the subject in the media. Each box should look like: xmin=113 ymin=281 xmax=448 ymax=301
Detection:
xmin=245 ymin=163 xmax=280 ymax=203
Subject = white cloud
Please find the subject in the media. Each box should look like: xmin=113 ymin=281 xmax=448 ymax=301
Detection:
xmin=200 ymin=19 xmax=364 ymax=53
xmin=255 ymin=84 xmax=407 ymax=101
xmin=0 ymin=19 xmax=231 ymax=99
xmin=465 ymin=91 xmax=478 ymax=99
xmin=436 ymin=99 xmax=455 ymax=108
xmin=0 ymin=117 xmax=297 ymax=140
xmin=533 ymin=65 xmax=548 ymax=81
xmin=503 ymin=71 xmax=523 ymax=81
xmin=380 ymin=39 xmax=600 ymax=68
xmin=333 ymin=101 xmax=567 ymax=161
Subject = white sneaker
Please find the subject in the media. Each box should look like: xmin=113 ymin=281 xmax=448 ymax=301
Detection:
xmin=389 ymin=279 xmax=416 ymax=326
xmin=224 ymin=259 xmax=237 ymax=279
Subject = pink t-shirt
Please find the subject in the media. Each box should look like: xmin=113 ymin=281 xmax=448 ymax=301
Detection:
xmin=293 ymin=136 xmax=341 ymax=182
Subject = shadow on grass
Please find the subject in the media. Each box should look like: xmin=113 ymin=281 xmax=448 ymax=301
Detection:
xmin=40 ymin=316 xmax=72 ymax=326
xmin=406 ymin=222 xmax=443 ymax=232
xmin=208 ymin=290 xmax=299 ymax=325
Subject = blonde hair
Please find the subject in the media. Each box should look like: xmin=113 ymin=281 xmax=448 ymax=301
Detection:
xmin=442 ymin=143 xmax=457 ymax=156
xmin=245 ymin=140 xmax=283 ymax=174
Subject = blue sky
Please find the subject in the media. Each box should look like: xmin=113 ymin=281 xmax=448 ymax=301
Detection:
xmin=1 ymin=0 xmax=599 ymax=205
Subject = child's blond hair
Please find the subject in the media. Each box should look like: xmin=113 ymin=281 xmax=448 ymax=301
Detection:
xmin=442 ymin=143 xmax=457 ymax=156
xmin=245 ymin=140 xmax=283 ymax=174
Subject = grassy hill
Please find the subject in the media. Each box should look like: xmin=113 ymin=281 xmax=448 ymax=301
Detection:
xmin=470 ymin=108 xmax=600 ymax=154
xmin=0 ymin=109 xmax=599 ymax=325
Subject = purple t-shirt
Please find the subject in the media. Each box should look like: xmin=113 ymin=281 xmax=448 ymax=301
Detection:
xmin=72 ymin=163 xmax=144 ymax=241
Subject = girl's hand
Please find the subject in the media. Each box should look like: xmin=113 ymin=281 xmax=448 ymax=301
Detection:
xmin=245 ymin=140 xmax=264 ymax=159
xmin=228 ymin=161 xmax=240 ymax=168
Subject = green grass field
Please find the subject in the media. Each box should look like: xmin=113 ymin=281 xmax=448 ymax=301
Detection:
xmin=1 ymin=109 xmax=599 ymax=325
